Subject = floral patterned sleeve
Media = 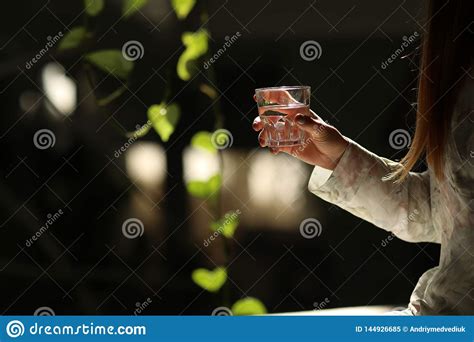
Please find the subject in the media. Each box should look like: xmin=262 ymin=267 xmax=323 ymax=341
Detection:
xmin=308 ymin=139 xmax=441 ymax=244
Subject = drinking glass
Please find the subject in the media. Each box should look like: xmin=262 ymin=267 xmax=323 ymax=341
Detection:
xmin=254 ymin=86 xmax=310 ymax=147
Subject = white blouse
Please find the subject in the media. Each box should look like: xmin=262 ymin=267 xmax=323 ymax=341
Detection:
xmin=308 ymin=76 xmax=473 ymax=315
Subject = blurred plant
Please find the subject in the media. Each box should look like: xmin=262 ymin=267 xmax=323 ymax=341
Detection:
xmin=56 ymin=0 xmax=265 ymax=315
xmin=174 ymin=1 xmax=266 ymax=315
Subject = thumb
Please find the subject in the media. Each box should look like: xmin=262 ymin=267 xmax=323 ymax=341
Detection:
xmin=295 ymin=114 xmax=327 ymax=137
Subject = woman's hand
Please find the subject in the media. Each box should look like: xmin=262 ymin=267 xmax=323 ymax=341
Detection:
xmin=252 ymin=111 xmax=349 ymax=170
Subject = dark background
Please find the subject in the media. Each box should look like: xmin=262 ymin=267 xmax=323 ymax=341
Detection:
xmin=0 ymin=0 xmax=439 ymax=314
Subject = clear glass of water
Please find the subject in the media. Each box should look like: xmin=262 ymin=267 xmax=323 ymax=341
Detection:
xmin=255 ymin=86 xmax=310 ymax=147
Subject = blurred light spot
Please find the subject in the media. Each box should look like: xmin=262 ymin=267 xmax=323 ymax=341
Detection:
xmin=183 ymin=147 xmax=219 ymax=182
xmin=125 ymin=142 xmax=166 ymax=187
xmin=248 ymin=150 xmax=307 ymax=207
xmin=41 ymin=63 xmax=76 ymax=116
xmin=19 ymin=90 xmax=42 ymax=114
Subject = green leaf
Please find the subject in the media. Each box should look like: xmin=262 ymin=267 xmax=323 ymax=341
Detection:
xmin=123 ymin=0 xmax=148 ymax=18
xmin=211 ymin=210 xmax=240 ymax=238
xmin=191 ymin=131 xmax=216 ymax=153
xmin=84 ymin=0 xmax=104 ymax=16
xmin=231 ymin=297 xmax=267 ymax=315
xmin=147 ymin=103 xmax=180 ymax=142
xmin=177 ymin=29 xmax=208 ymax=81
xmin=58 ymin=27 xmax=88 ymax=51
xmin=85 ymin=50 xmax=134 ymax=79
xmin=191 ymin=267 xmax=227 ymax=293
xmin=186 ymin=174 xmax=221 ymax=198
xmin=171 ymin=0 xmax=196 ymax=19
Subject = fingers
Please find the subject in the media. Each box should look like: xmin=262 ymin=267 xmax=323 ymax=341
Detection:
xmin=295 ymin=113 xmax=327 ymax=137
xmin=259 ymin=90 xmax=284 ymax=104
xmin=274 ymin=146 xmax=293 ymax=155
xmin=260 ymin=140 xmax=296 ymax=155
xmin=258 ymin=130 xmax=268 ymax=147
xmin=255 ymin=90 xmax=299 ymax=105
xmin=252 ymin=116 xmax=263 ymax=131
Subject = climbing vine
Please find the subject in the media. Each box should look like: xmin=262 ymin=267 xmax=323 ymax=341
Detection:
xmin=57 ymin=0 xmax=266 ymax=315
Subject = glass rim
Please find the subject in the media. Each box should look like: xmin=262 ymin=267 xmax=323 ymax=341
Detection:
xmin=255 ymin=85 xmax=310 ymax=92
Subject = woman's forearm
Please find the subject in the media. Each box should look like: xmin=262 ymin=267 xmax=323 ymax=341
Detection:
xmin=308 ymin=139 xmax=441 ymax=244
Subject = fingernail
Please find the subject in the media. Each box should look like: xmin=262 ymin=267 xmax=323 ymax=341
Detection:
xmin=295 ymin=114 xmax=305 ymax=125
